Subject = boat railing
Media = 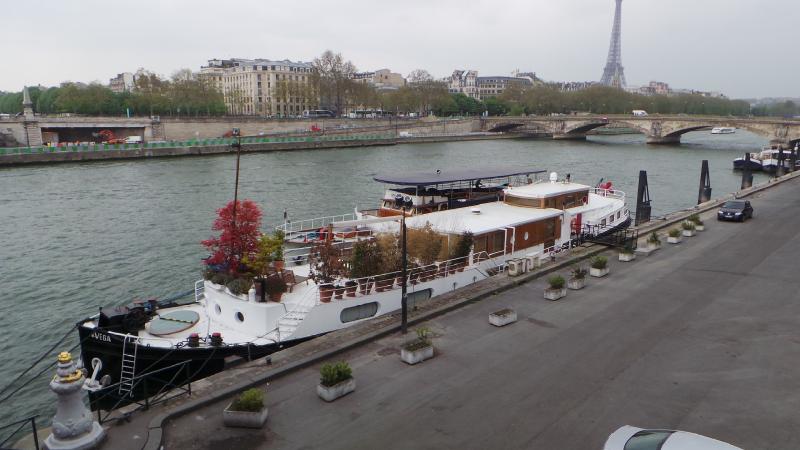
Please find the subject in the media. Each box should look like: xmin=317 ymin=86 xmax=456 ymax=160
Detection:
xmin=194 ymin=279 xmax=205 ymax=302
xmin=592 ymin=187 xmax=626 ymax=201
xmin=275 ymin=213 xmax=357 ymax=236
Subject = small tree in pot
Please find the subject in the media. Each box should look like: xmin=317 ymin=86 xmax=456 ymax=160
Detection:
xmin=589 ymin=255 xmax=609 ymax=277
xmin=544 ymin=274 xmax=567 ymax=300
xmin=408 ymin=223 xmax=443 ymax=281
xmin=400 ymin=327 xmax=435 ymax=364
xmin=681 ymin=220 xmax=697 ymax=237
xmin=317 ymin=361 xmax=355 ymax=402
xmin=688 ymin=214 xmax=705 ymax=231
xmin=349 ymin=239 xmax=380 ymax=295
xmin=449 ymin=231 xmax=473 ymax=272
xmin=223 ymin=388 xmax=268 ymax=428
xmin=309 ymin=239 xmax=345 ymax=303
xmin=263 ymin=274 xmax=287 ymax=302
xmin=618 ymin=243 xmax=636 ymax=262
xmin=647 ymin=232 xmax=661 ymax=251
xmin=668 ymin=228 xmax=682 ymax=244
xmin=568 ymin=266 xmax=588 ymax=290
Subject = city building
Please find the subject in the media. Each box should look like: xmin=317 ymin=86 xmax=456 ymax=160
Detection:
xmin=547 ymin=81 xmax=597 ymax=92
xmin=109 ymin=72 xmax=135 ymax=93
xmin=445 ymin=70 xmax=479 ymax=99
xmin=200 ymin=58 xmax=315 ymax=116
xmin=476 ymin=76 xmax=532 ymax=100
xmin=352 ymin=69 xmax=405 ymax=91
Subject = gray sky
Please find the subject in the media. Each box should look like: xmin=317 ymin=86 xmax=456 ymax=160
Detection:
xmin=3 ymin=0 xmax=798 ymax=98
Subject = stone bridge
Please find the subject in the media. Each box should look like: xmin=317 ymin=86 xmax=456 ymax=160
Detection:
xmin=482 ymin=115 xmax=800 ymax=147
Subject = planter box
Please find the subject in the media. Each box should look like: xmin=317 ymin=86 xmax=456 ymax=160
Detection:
xmin=682 ymin=229 xmax=696 ymax=237
xmin=317 ymin=378 xmax=356 ymax=402
xmin=544 ymin=287 xmax=567 ymax=301
xmin=590 ymin=267 xmax=609 ymax=278
xmin=489 ymin=309 xmax=518 ymax=327
xmin=567 ymin=278 xmax=586 ymax=290
xmin=618 ymin=252 xmax=636 ymax=262
xmin=400 ymin=344 xmax=434 ymax=365
xmin=695 ymin=225 xmax=705 ymax=231
xmin=668 ymin=236 xmax=682 ymax=244
xmin=223 ymin=405 xmax=269 ymax=428
xmin=636 ymin=243 xmax=661 ymax=255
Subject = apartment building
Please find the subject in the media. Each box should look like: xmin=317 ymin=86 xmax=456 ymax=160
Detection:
xmin=352 ymin=69 xmax=405 ymax=91
xmin=445 ymin=70 xmax=479 ymax=99
xmin=200 ymin=58 xmax=315 ymax=116
xmin=477 ymin=76 xmax=532 ymax=99
xmin=109 ymin=72 xmax=135 ymax=93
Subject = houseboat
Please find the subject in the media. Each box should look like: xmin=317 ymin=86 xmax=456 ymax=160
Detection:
xmin=76 ymin=172 xmax=629 ymax=407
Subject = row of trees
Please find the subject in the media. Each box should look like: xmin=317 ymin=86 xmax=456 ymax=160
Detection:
xmin=751 ymin=100 xmax=799 ymax=118
xmin=0 ymin=69 xmax=226 ymax=116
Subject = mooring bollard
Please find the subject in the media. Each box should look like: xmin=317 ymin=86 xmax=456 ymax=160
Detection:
xmin=741 ymin=153 xmax=753 ymax=189
xmin=44 ymin=352 xmax=105 ymax=450
xmin=634 ymin=170 xmax=651 ymax=226
xmin=698 ymin=160 xmax=712 ymax=204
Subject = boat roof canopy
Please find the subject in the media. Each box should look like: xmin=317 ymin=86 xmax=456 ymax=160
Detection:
xmin=374 ymin=167 xmax=546 ymax=186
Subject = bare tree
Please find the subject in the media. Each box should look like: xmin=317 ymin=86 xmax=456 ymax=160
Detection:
xmin=312 ymin=50 xmax=357 ymax=114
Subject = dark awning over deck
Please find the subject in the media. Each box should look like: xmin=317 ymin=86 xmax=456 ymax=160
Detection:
xmin=374 ymin=167 xmax=546 ymax=186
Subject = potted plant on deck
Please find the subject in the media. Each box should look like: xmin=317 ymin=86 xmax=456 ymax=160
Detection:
xmin=681 ymin=221 xmax=697 ymax=237
xmin=264 ymin=273 xmax=287 ymax=302
xmin=317 ymin=361 xmax=355 ymax=402
xmin=647 ymin=231 xmax=662 ymax=252
xmin=618 ymin=243 xmax=636 ymax=262
xmin=668 ymin=228 xmax=682 ymax=244
xmin=400 ymin=327 xmax=435 ymax=364
xmin=309 ymin=239 xmax=345 ymax=303
xmin=688 ymin=214 xmax=705 ymax=231
xmin=544 ymin=275 xmax=567 ymax=300
xmin=449 ymin=231 xmax=474 ymax=272
xmin=408 ymin=223 xmax=443 ymax=281
xmin=223 ymin=388 xmax=268 ymax=428
xmin=568 ymin=266 xmax=587 ymax=290
xmin=589 ymin=255 xmax=609 ymax=277
xmin=349 ymin=239 xmax=380 ymax=295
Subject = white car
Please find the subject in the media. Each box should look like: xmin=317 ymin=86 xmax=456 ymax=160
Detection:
xmin=604 ymin=426 xmax=742 ymax=450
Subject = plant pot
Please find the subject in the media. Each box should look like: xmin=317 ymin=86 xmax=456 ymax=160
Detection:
xmin=268 ymin=291 xmax=283 ymax=302
xmin=489 ymin=308 xmax=517 ymax=327
xmin=567 ymin=278 xmax=586 ymax=290
xmin=667 ymin=236 xmax=682 ymax=244
xmin=682 ymin=229 xmax=696 ymax=237
xmin=400 ymin=344 xmax=434 ymax=365
xmin=317 ymin=378 xmax=356 ymax=402
xmin=223 ymin=404 xmax=269 ymax=428
xmin=358 ymin=280 xmax=373 ymax=295
xmin=590 ymin=267 xmax=609 ymax=278
xmin=345 ymin=282 xmax=357 ymax=297
xmin=334 ymin=285 xmax=344 ymax=300
xmin=375 ymin=278 xmax=393 ymax=292
xmin=618 ymin=252 xmax=636 ymax=262
xmin=544 ymin=287 xmax=567 ymax=301
xmin=695 ymin=225 xmax=705 ymax=231
xmin=319 ymin=284 xmax=334 ymax=303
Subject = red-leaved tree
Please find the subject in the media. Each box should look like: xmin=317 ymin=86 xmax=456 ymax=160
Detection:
xmin=202 ymin=199 xmax=263 ymax=275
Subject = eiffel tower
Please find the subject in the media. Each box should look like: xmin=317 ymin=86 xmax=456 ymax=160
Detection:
xmin=600 ymin=0 xmax=627 ymax=88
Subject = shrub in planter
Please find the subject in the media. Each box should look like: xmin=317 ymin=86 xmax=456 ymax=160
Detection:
xmin=449 ymin=232 xmax=474 ymax=271
xmin=401 ymin=327 xmax=434 ymax=364
xmin=317 ymin=362 xmax=355 ymax=402
xmin=210 ymin=271 xmax=232 ymax=287
xmin=309 ymin=239 xmax=346 ymax=303
xmin=544 ymin=275 xmax=567 ymax=300
xmin=687 ymin=214 xmax=704 ymax=230
xmin=224 ymin=388 xmax=268 ymax=428
xmin=681 ymin=221 xmax=697 ymax=237
xmin=264 ymin=274 xmax=287 ymax=302
xmin=667 ymin=228 xmax=682 ymax=244
xmin=619 ymin=243 xmax=636 ymax=262
xmin=344 ymin=280 xmax=358 ymax=297
xmin=226 ymin=278 xmax=252 ymax=297
xmin=590 ymin=256 xmax=609 ymax=278
xmin=568 ymin=266 xmax=588 ymax=290
xmin=647 ymin=232 xmax=661 ymax=249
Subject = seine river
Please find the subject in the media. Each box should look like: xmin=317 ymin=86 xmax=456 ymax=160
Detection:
xmin=0 ymin=132 xmax=770 ymax=427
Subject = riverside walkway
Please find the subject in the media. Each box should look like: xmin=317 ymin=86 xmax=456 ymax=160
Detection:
xmin=158 ymin=176 xmax=800 ymax=449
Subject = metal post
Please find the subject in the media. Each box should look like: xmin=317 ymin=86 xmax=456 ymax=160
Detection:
xmin=698 ymin=160 xmax=712 ymax=204
xmin=634 ymin=170 xmax=651 ymax=226
xmin=230 ymin=129 xmax=242 ymax=269
xmin=31 ymin=417 xmax=39 ymax=450
xmin=401 ymin=207 xmax=408 ymax=334
xmin=741 ymin=153 xmax=753 ymax=189
xmin=776 ymin=148 xmax=786 ymax=177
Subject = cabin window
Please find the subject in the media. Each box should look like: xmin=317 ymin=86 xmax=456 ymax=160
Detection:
xmin=473 ymin=234 xmax=487 ymax=255
xmin=504 ymin=195 xmax=540 ymax=208
xmin=340 ymin=302 xmax=379 ymax=323
xmin=235 ymin=312 xmax=244 ymax=323
xmin=524 ymin=232 xmax=529 ymax=241
xmin=491 ymin=231 xmax=505 ymax=253
xmin=601 ymin=219 xmax=607 ymax=227
xmin=545 ymin=219 xmax=556 ymax=238
xmin=617 ymin=211 xmax=621 ymax=219
xmin=408 ymin=289 xmax=433 ymax=310
xmin=609 ymin=214 xmax=615 ymax=223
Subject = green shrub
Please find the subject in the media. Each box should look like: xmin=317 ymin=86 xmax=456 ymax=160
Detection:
xmin=229 ymin=388 xmax=264 ymax=412
xmin=404 ymin=327 xmax=433 ymax=351
xmin=226 ymin=278 xmax=252 ymax=296
xmin=571 ymin=266 xmax=588 ymax=279
xmin=590 ymin=256 xmax=608 ymax=270
xmin=647 ymin=232 xmax=661 ymax=245
xmin=681 ymin=221 xmax=696 ymax=231
xmin=668 ymin=229 xmax=682 ymax=238
xmin=687 ymin=213 xmax=702 ymax=225
xmin=547 ymin=275 xmax=566 ymax=289
xmin=620 ymin=243 xmax=635 ymax=254
xmin=320 ymin=362 xmax=352 ymax=387
xmin=211 ymin=272 xmax=232 ymax=286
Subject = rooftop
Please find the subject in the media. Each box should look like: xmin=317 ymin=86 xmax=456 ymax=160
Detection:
xmin=505 ymin=181 xmax=592 ymax=199
xmin=405 ymin=201 xmax=562 ymax=235
xmin=374 ymin=167 xmax=545 ymax=186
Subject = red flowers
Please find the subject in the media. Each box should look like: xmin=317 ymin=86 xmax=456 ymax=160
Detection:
xmin=202 ymin=200 xmax=262 ymax=275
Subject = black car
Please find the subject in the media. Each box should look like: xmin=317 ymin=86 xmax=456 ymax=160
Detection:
xmin=717 ymin=200 xmax=753 ymax=221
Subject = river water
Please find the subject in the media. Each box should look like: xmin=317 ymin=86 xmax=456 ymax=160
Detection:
xmin=0 ymin=132 xmax=770 ymax=427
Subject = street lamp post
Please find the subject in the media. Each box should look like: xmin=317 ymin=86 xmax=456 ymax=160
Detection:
xmin=400 ymin=207 xmax=408 ymax=334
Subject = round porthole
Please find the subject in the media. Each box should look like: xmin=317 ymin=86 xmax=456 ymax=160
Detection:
xmin=524 ymin=232 xmax=530 ymax=241
xmin=235 ymin=312 xmax=244 ymax=323
xmin=215 ymin=304 xmax=221 ymax=315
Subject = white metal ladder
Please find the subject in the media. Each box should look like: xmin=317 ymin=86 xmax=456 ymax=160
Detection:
xmin=118 ymin=336 xmax=138 ymax=396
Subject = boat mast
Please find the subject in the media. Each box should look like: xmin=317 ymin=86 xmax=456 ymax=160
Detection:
xmin=231 ymin=128 xmax=242 ymax=269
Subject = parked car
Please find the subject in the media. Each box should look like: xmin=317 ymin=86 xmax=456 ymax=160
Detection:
xmin=604 ymin=426 xmax=742 ymax=450
xmin=717 ymin=200 xmax=753 ymax=222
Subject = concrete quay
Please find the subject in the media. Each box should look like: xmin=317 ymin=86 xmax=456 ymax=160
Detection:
xmin=63 ymin=170 xmax=798 ymax=450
